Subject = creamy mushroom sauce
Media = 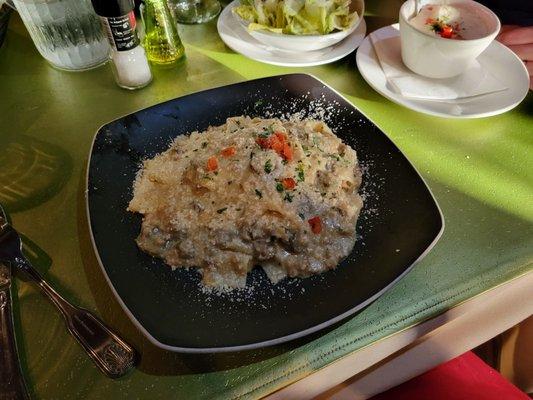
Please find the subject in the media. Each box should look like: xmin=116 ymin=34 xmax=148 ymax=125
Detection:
xmin=128 ymin=116 xmax=363 ymax=289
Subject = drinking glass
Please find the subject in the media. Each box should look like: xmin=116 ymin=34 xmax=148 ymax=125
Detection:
xmin=167 ymin=0 xmax=221 ymax=24
xmin=13 ymin=0 xmax=109 ymax=71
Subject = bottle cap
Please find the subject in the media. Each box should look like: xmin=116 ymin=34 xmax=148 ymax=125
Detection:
xmin=91 ymin=0 xmax=135 ymax=17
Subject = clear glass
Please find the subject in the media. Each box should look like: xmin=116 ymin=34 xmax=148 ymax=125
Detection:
xmin=141 ymin=0 xmax=185 ymax=65
xmin=13 ymin=0 xmax=109 ymax=71
xmin=168 ymin=0 xmax=221 ymax=25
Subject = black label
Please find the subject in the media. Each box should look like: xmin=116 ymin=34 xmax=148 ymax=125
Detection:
xmin=101 ymin=11 xmax=140 ymax=52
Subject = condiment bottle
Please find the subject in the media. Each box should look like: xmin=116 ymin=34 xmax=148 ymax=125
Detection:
xmin=92 ymin=0 xmax=152 ymax=90
xmin=141 ymin=0 xmax=186 ymax=65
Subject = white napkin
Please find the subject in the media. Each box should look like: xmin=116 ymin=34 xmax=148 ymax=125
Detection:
xmin=370 ymin=25 xmax=507 ymax=100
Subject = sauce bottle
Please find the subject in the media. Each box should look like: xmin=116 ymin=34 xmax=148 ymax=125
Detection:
xmin=141 ymin=0 xmax=186 ymax=65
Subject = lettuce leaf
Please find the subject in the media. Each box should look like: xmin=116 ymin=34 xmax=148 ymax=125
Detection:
xmin=233 ymin=0 xmax=358 ymax=35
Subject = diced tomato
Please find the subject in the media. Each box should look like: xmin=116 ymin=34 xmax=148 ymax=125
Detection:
xmin=270 ymin=135 xmax=284 ymax=153
xmin=282 ymin=177 xmax=296 ymax=190
xmin=274 ymin=132 xmax=287 ymax=143
xmin=308 ymin=216 xmax=322 ymax=234
xmin=440 ymin=25 xmax=453 ymax=38
xmin=206 ymin=156 xmax=218 ymax=171
xmin=282 ymin=142 xmax=293 ymax=161
xmin=256 ymin=137 xmax=271 ymax=149
xmin=257 ymin=131 xmax=292 ymax=161
xmin=221 ymin=146 xmax=236 ymax=157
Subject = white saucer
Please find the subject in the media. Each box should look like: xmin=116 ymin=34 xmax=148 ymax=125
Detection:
xmin=217 ymin=1 xmax=367 ymax=67
xmin=356 ymin=24 xmax=530 ymax=119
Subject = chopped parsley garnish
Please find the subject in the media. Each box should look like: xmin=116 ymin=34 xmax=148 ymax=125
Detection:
xmin=254 ymin=100 xmax=264 ymax=108
xmin=193 ymin=149 xmax=198 ymax=152
xmin=201 ymin=142 xmax=208 ymax=148
xmin=264 ymin=159 xmax=273 ymax=173
xmin=203 ymin=175 xmax=213 ymax=180
xmin=282 ymin=159 xmax=288 ymax=165
xmin=216 ymin=207 xmax=227 ymax=214
xmin=312 ymin=136 xmax=324 ymax=152
xmin=259 ymin=125 xmax=274 ymax=138
xmin=431 ymin=21 xmax=443 ymax=32
xmin=298 ymin=213 xmax=305 ymax=220
xmin=276 ymin=182 xmax=284 ymax=192
xmin=284 ymin=192 xmax=294 ymax=202
xmin=426 ymin=16 xmax=456 ymax=38
xmin=296 ymin=162 xmax=305 ymax=182
xmin=255 ymin=189 xmax=263 ymax=198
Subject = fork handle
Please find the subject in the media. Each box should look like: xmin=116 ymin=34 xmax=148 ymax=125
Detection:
xmin=16 ymin=258 xmax=137 ymax=379
xmin=0 ymin=286 xmax=30 ymax=400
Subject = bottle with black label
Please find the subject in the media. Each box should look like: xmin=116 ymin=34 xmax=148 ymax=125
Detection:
xmin=92 ymin=0 xmax=152 ymax=90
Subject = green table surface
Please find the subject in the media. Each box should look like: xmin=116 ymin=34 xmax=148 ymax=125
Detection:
xmin=1 ymin=6 xmax=532 ymax=399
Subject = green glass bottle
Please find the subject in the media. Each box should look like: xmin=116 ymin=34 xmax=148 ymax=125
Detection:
xmin=141 ymin=0 xmax=185 ymax=65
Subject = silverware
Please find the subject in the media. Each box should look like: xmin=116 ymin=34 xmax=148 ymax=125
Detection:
xmin=0 ymin=255 xmax=30 ymax=400
xmin=0 ymin=207 xmax=137 ymax=380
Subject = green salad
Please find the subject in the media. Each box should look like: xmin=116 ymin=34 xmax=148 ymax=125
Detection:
xmin=233 ymin=0 xmax=359 ymax=35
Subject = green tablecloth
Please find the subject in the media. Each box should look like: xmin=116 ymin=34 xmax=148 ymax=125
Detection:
xmin=0 ymin=10 xmax=532 ymax=400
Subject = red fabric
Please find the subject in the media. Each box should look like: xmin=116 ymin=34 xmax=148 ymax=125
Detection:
xmin=370 ymin=351 xmax=529 ymax=400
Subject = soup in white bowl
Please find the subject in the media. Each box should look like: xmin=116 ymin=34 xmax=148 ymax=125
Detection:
xmin=409 ymin=3 xmax=493 ymax=40
xmin=399 ymin=0 xmax=500 ymax=78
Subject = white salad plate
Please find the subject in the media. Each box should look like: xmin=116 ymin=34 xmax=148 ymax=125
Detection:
xmin=356 ymin=24 xmax=530 ymax=119
xmin=217 ymin=1 xmax=367 ymax=67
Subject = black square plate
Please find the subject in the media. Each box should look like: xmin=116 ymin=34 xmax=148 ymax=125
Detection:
xmin=87 ymin=74 xmax=444 ymax=352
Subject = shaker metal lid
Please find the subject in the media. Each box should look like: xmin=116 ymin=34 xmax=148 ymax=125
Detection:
xmin=91 ymin=0 xmax=135 ymax=17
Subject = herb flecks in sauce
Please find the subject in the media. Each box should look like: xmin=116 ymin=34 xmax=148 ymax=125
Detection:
xmin=264 ymin=159 xmax=273 ymax=173
xmin=296 ymin=162 xmax=305 ymax=182
xmin=129 ymin=116 xmax=363 ymax=289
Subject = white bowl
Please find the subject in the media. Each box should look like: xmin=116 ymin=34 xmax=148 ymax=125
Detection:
xmin=399 ymin=0 xmax=500 ymax=79
xmin=235 ymin=0 xmax=364 ymax=52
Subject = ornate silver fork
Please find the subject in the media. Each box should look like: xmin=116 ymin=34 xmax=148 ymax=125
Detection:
xmin=0 ymin=255 xmax=29 ymax=399
xmin=0 ymin=206 xmax=136 ymax=385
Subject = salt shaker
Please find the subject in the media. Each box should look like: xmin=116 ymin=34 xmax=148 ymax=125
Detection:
xmin=92 ymin=0 xmax=152 ymax=90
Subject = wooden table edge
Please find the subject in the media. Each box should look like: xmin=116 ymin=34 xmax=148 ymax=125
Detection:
xmin=264 ymin=269 xmax=533 ymax=399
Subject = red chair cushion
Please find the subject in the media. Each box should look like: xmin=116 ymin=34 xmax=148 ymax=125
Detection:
xmin=371 ymin=351 xmax=529 ymax=400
